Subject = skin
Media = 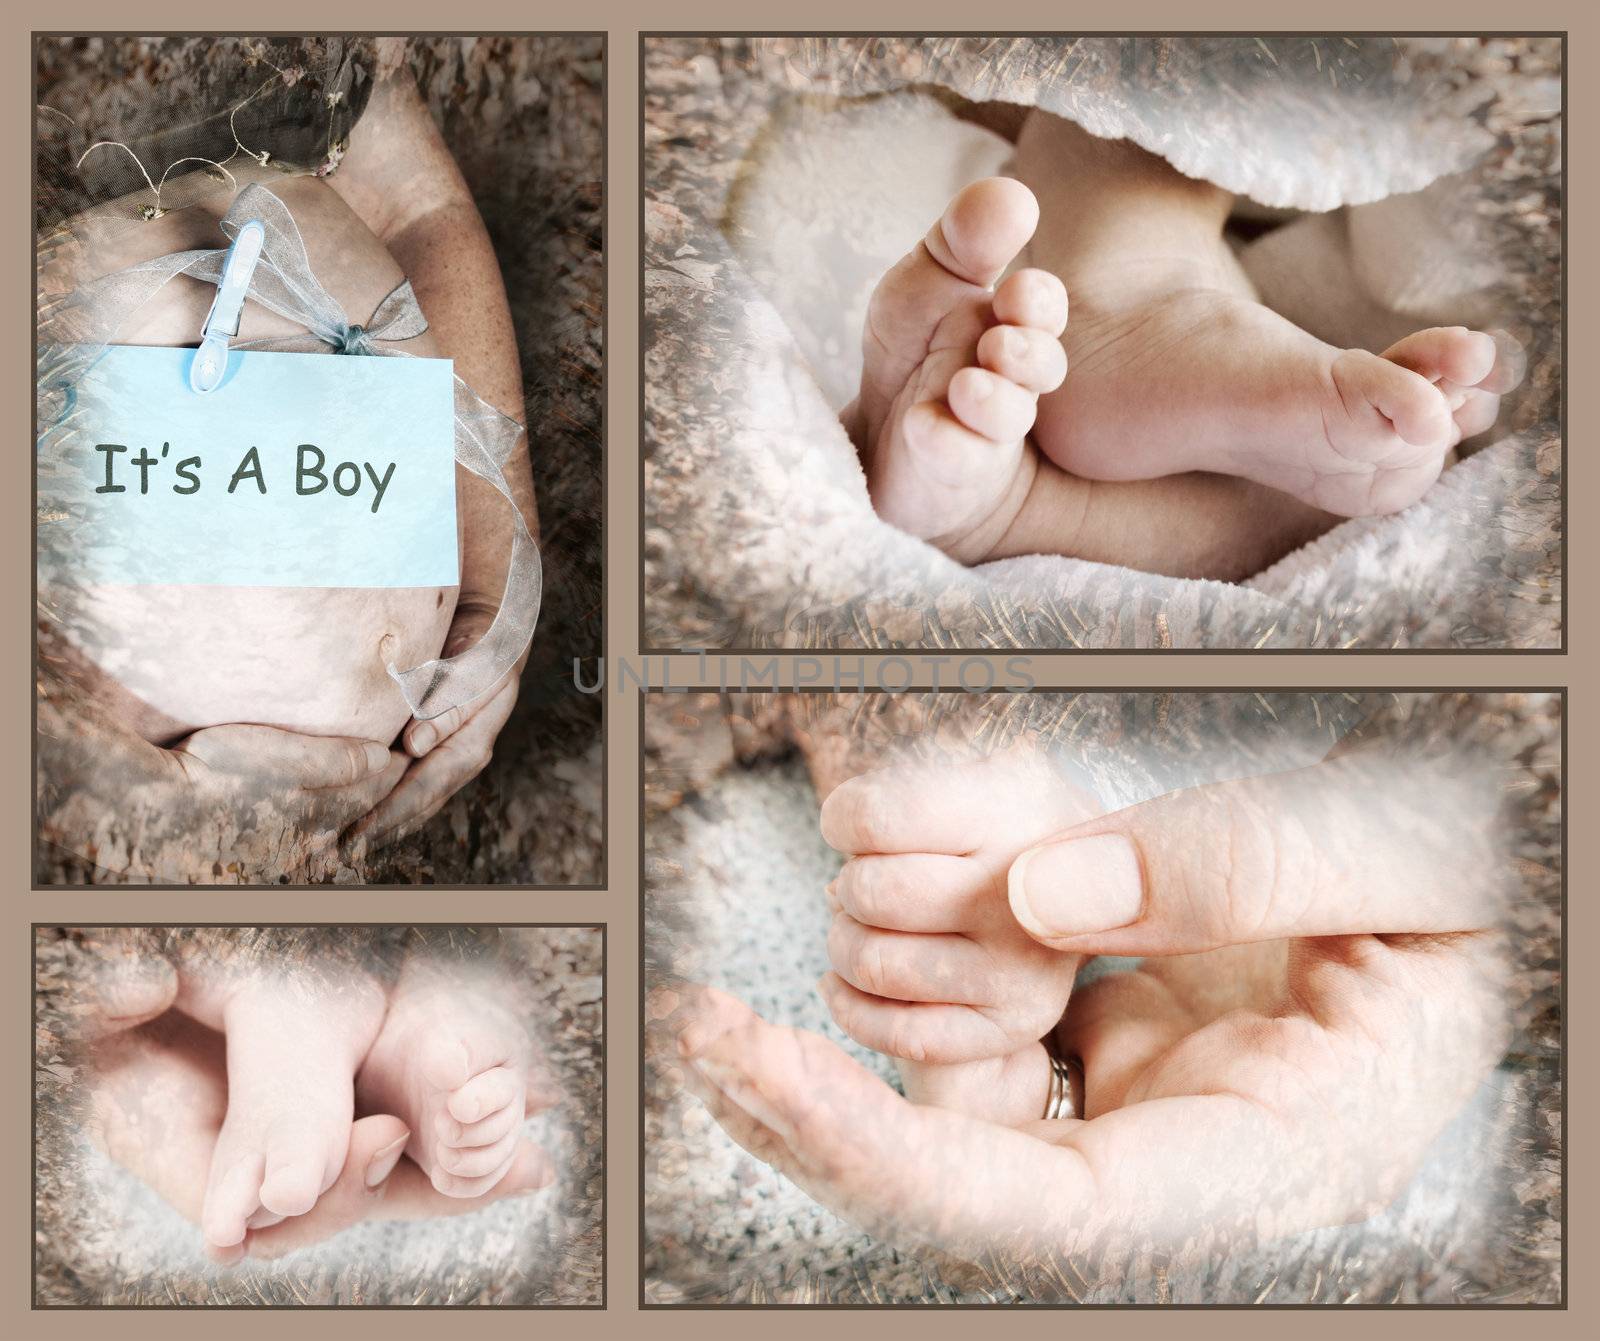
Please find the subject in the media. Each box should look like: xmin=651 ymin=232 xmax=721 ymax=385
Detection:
xmin=356 ymin=956 xmax=553 ymax=1198
xmin=37 ymin=50 xmax=536 ymax=879
xmin=675 ymin=747 xmax=1512 ymax=1263
xmin=37 ymin=690 xmax=408 ymax=882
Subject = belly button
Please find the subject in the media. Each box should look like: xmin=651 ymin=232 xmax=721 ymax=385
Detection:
xmin=378 ymin=632 xmax=398 ymax=662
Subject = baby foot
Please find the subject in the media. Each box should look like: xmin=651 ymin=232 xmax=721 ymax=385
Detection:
xmin=848 ymin=177 xmax=1069 ymax=562
xmin=183 ymin=967 xmax=388 ymax=1250
xmin=356 ymin=962 xmax=548 ymax=1197
xmin=1034 ymin=284 xmax=1524 ymax=517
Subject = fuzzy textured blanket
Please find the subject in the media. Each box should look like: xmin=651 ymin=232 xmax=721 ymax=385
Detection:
xmin=644 ymin=38 xmax=1561 ymax=649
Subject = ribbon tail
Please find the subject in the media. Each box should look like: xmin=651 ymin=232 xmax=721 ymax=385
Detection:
xmin=386 ymin=378 xmax=541 ymax=720
xmin=364 ymin=280 xmax=431 ymax=343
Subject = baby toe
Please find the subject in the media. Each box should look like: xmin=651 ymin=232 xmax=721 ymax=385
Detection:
xmin=257 ymin=1114 xmax=344 ymax=1217
xmin=429 ymin=1151 xmax=518 ymax=1199
xmin=447 ymin=1065 xmax=523 ymax=1126
xmin=437 ymin=1128 xmax=519 ymax=1178
xmin=977 ymin=323 xmax=1067 ymax=394
xmin=438 ymin=1097 xmax=522 ymax=1149
xmin=245 ymin=1207 xmax=287 ymax=1230
xmin=1435 ymin=327 xmax=1499 ymax=387
xmin=1381 ymin=327 xmax=1497 ymax=392
xmin=202 ymin=1150 xmax=265 ymax=1248
xmin=896 ymin=399 xmax=1006 ymax=489
xmin=1337 ymin=350 xmax=1453 ymax=450
xmin=259 ymin=1147 xmax=329 ymax=1219
xmin=946 ymin=366 xmax=1039 ymax=444
xmin=1479 ymin=329 xmax=1528 ymax=395
xmin=1452 ymin=387 xmax=1502 ymax=442
xmin=991 ymin=267 xmax=1067 ymax=336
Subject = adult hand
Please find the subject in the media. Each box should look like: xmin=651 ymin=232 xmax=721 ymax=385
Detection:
xmin=167 ymin=723 xmax=408 ymax=880
xmin=342 ymin=605 xmax=521 ymax=861
xmin=677 ymin=750 xmax=1511 ymax=1261
xmin=37 ymin=692 xmax=408 ymax=882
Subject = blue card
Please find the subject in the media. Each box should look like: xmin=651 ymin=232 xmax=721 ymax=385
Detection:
xmin=39 ymin=345 xmax=459 ymax=588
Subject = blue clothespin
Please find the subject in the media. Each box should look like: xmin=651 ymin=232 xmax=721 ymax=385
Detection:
xmin=190 ymin=219 xmax=265 ymax=393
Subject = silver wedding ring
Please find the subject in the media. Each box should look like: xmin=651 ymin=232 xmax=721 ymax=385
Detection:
xmin=1043 ymin=1045 xmax=1080 ymax=1121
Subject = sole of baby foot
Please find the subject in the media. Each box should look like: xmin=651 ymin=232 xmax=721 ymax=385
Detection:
xmin=1033 ymin=287 xmax=1522 ymax=517
xmin=851 ymin=176 xmax=1069 ymax=561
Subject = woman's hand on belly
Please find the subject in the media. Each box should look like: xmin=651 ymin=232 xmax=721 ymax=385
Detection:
xmin=341 ymin=603 xmax=520 ymax=860
xmin=39 ymin=688 xmax=408 ymax=882
xmin=165 ymin=723 xmax=408 ymax=879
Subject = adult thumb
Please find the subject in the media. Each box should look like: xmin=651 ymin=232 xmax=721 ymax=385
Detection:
xmin=1005 ymin=753 xmax=1504 ymax=955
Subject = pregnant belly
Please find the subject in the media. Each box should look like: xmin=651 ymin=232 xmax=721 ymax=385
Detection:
xmin=43 ymin=167 xmax=459 ymax=747
xmin=66 ymin=582 xmax=457 ymax=745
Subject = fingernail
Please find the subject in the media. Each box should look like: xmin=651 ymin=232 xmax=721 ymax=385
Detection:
xmin=1003 ymin=326 xmax=1025 ymax=357
xmin=1009 ymin=833 xmax=1143 ymax=939
xmin=364 ymin=742 xmax=391 ymax=773
xmin=365 ymin=1131 xmax=411 ymax=1187
xmin=410 ymin=722 xmax=437 ymax=756
xmin=967 ymin=370 xmax=995 ymax=400
xmin=824 ymin=879 xmax=840 ymax=910
xmin=341 ymin=834 xmax=369 ymax=866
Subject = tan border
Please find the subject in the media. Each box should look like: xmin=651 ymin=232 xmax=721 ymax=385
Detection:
xmin=4 ymin=0 xmax=1591 ymax=1335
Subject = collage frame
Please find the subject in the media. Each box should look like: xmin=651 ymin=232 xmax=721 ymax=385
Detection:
xmin=13 ymin=10 xmax=1580 ymax=1332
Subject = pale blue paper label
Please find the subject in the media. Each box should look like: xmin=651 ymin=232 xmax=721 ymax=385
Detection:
xmin=39 ymin=345 xmax=459 ymax=588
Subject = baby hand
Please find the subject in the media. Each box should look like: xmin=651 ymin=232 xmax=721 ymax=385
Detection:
xmin=817 ymin=752 xmax=1098 ymax=1126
